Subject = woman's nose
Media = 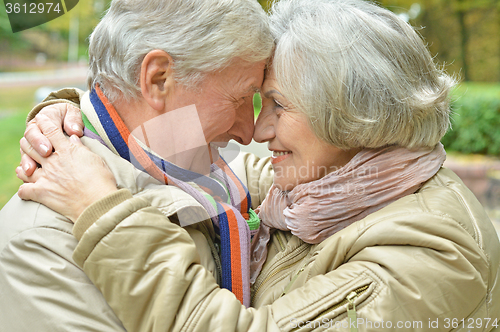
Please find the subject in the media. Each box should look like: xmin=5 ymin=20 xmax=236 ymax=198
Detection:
xmin=253 ymin=111 xmax=275 ymax=143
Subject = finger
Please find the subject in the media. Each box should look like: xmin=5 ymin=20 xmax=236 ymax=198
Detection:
xmin=20 ymin=151 xmax=38 ymax=177
xmin=62 ymin=104 xmax=84 ymax=137
xmin=17 ymin=183 xmax=39 ymax=202
xmin=16 ymin=165 xmax=42 ymax=183
xmin=16 ymin=166 xmax=27 ymax=183
xmin=25 ymin=120 xmax=52 ymax=157
xmin=20 ymin=137 xmax=44 ymax=165
xmin=69 ymin=134 xmax=84 ymax=146
xmin=35 ymin=114 xmax=71 ymax=151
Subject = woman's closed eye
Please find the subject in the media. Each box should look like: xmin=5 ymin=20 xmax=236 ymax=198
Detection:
xmin=273 ymin=99 xmax=288 ymax=118
xmin=274 ymin=98 xmax=285 ymax=109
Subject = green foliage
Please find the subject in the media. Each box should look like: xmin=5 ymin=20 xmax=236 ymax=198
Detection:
xmin=442 ymin=83 xmax=500 ymax=155
xmin=0 ymin=6 xmax=28 ymax=48
xmin=253 ymin=93 xmax=262 ymax=117
xmin=0 ymin=0 xmax=111 ymax=63
xmin=0 ymin=85 xmax=40 ymax=208
xmin=0 ymin=112 xmax=27 ymax=208
xmin=368 ymin=0 xmax=500 ymax=81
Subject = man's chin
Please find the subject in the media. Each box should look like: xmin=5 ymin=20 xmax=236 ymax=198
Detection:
xmin=210 ymin=141 xmax=229 ymax=149
xmin=209 ymin=143 xmax=221 ymax=163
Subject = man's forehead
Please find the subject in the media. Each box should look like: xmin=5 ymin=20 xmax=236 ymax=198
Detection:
xmin=220 ymin=59 xmax=266 ymax=94
xmin=241 ymin=59 xmax=266 ymax=87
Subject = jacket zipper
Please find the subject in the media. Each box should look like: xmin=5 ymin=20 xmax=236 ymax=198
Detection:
xmin=251 ymin=231 xmax=293 ymax=297
xmin=251 ymin=244 xmax=309 ymax=304
xmin=280 ymin=262 xmax=308 ymax=297
xmin=346 ymin=290 xmax=359 ymax=332
xmin=290 ymin=284 xmax=369 ymax=332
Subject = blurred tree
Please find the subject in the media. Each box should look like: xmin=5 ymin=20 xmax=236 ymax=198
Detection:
xmin=451 ymin=0 xmax=498 ymax=80
xmin=257 ymin=0 xmax=500 ymax=82
xmin=0 ymin=0 xmax=111 ymax=65
xmin=44 ymin=0 xmax=111 ymax=61
xmin=2 ymin=0 xmax=499 ymax=80
xmin=0 ymin=6 xmax=26 ymax=46
xmin=0 ymin=8 xmax=30 ymax=70
xmin=375 ymin=0 xmax=500 ymax=82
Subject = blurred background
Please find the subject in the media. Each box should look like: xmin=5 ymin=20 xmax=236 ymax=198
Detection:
xmin=1 ymin=0 xmax=499 ymax=234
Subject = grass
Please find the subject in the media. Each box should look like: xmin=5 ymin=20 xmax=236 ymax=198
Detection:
xmin=0 ymin=85 xmax=40 ymax=208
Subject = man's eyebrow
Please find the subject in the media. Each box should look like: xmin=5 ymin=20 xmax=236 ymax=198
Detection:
xmin=263 ymin=89 xmax=283 ymax=98
xmin=245 ymin=85 xmax=260 ymax=94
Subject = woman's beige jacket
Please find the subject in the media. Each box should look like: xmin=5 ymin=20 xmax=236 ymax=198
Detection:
xmin=74 ymin=164 xmax=500 ymax=331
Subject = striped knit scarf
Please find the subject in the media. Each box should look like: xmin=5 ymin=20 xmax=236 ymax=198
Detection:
xmin=85 ymin=86 xmax=257 ymax=306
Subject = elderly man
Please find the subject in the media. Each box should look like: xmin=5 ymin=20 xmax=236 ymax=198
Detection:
xmin=0 ymin=0 xmax=273 ymax=330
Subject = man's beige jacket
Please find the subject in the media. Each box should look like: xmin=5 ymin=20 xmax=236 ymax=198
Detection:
xmin=0 ymin=88 xmax=272 ymax=331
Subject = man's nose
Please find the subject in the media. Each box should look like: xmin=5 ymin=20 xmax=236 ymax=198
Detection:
xmin=229 ymin=101 xmax=255 ymax=145
xmin=253 ymin=109 xmax=275 ymax=143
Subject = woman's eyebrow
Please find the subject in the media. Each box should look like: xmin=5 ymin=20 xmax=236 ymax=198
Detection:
xmin=264 ymin=89 xmax=283 ymax=98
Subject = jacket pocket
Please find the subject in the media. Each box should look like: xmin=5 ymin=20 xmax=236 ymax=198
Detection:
xmin=309 ymin=284 xmax=370 ymax=332
xmin=284 ymin=276 xmax=374 ymax=332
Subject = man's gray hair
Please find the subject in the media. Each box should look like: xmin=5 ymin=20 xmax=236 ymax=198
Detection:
xmin=87 ymin=0 xmax=273 ymax=102
xmin=269 ymin=0 xmax=455 ymax=149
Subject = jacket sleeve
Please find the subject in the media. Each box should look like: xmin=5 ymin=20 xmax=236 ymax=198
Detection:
xmin=73 ymin=193 xmax=284 ymax=332
xmin=26 ymin=87 xmax=84 ymax=124
xmin=0 ymin=205 xmax=125 ymax=331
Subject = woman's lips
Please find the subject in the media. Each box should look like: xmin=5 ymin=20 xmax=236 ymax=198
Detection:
xmin=271 ymin=151 xmax=291 ymax=164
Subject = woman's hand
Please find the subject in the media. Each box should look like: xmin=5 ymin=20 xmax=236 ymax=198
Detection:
xmin=16 ymin=114 xmax=117 ymax=223
xmin=21 ymin=103 xmax=84 ymax=177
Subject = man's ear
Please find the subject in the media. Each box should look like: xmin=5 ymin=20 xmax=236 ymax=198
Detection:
xmin=140 ymin=50 xmax=176 ymax=111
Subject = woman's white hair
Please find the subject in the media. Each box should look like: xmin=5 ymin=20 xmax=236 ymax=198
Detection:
xmin=269 ymin=0 xmax=456 ymax=149
xmin=87 ymin=0 xmax=273 ymax=103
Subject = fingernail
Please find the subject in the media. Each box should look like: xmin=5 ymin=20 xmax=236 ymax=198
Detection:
xmin=40 ymin=144 xmax=49 ymax=154
xmin=72 ymin=124 xmax=81 ymax=133
xmin=23 ymin=164 xmax=30 ymax=173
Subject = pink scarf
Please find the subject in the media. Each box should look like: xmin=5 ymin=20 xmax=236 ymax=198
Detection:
xmin=250 ymin=143 xmax=446 ymax=282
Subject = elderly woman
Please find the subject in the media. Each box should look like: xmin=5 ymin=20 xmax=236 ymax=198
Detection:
xmin=18 ymin=0 xmax=500 ymax=330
